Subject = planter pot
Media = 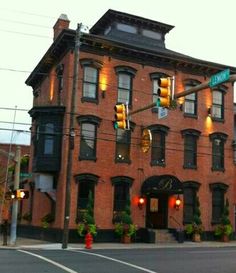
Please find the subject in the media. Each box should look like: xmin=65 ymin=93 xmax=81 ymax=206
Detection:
xmin=122 ymin=234 xmax=131 ymax=244
xmin=192 ymin=233 xmax=201 ymax=242
xmin=221 ymin=234 xmax=229 ymax=242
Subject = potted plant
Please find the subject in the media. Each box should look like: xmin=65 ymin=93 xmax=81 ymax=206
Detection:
xmin=77 ymin=191 xmax=97 ymax=237
xmin=114 ymin=199 xmax=137 ymax=243
xmin=185 ymin=196 xmax=204 ymax=242
xmin=214 ymin=198 xmax=233 ymax=242
xmin=22 ymin=212 xmax=32 ymax=222
xmin=41 ymin=213 xmax=55 ymax=229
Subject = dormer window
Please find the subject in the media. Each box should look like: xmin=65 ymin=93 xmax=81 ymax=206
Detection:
xmin=116 ymin=23 xmax=137 ymax=34
xmin=142 ymin=29 xmax=162 ymax=40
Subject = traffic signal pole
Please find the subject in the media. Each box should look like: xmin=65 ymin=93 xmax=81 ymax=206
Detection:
xmin=9 ymin=145 xmax=21 ymax=245
xmin=128 ymin=74 xmax=236 ymax=117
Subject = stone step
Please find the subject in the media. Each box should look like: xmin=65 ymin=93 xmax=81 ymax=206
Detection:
xmin=153 ymin=229 xmax=177 ymax=243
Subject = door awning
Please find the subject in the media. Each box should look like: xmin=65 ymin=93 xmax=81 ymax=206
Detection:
xmin=141 ymin=175 xmax=183 ymax=195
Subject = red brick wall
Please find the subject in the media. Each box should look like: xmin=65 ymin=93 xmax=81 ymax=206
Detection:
xmin=27 ymin=49 xmax=235 ymax=233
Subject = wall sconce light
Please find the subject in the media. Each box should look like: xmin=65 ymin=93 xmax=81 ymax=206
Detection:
xmin=138 ymin=196 xmax=145 ymax=209
xmin=101 ymin=90 xmax=106 ymax=98
xmin=207 ymin=107 xmax=212 ymax=117
xmin=175 ymin=195 xmax=181 ymax=210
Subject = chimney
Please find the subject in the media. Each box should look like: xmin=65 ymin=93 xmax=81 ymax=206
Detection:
xmin=53 ymin=14 xmax=70 ymax=41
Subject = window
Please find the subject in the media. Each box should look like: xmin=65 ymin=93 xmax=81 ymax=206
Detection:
xmin=210 ymin=132 xmax=227 ymax=171
xmin=44 ymin=123 xmax=54 ymax=155
xmin=149 ymin=125 xmax=169 ymax=166
xmin=75 ymin=173 xmax=99 ymax=222
xmin=115 ymin=128 xmax=131 ymax=163
xmin=212 ymin=90 xmax=224 ymax=120
xmin=115 ymin=66 xmax=137 ymax=105
xmin=111 ymin=176 xmax=133 ymax=223
xmin=116 ymin=23 xmax=137 ymax=34
xmin=210 ymin=183 xmax=228 ymax=224
xmin=183 ymin=80 xmax=200 ymax=116
xmin=77 ymin=115 xmax=101 ymax=161
xmin=181 ymin=129 xmax=201 ymax=169
xmin=142 ymin=29 xmax=162 ymax=40
xmin=83 ymin=66 xmax=98 ymax=99
xmin=183 ymin=181 xmax=200 ymax=224
xmin=80 ymin=59 xmax=103 ymax=103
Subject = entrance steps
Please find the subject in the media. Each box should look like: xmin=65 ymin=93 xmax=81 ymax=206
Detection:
xmin=154 ymin=229 xmax=177 ymax=243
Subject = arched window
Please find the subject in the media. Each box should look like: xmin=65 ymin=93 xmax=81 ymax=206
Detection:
xmin=77 ymin=115 xmax=101 ymax=161
xmin=111 ymin=176 xmax=134 ymax=223
xmin=148 ymin=124 xmax=169 ymax=166
xmin=80 ymin=59 xmax=103 ymax=103
xmin=115 ymin=66 xmax=137 ymax=105
xmin=75 ymin=173 xmax=99 ymax=222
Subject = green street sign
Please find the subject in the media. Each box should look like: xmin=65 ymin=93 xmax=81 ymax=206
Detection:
xmin=209 ymin=69 xmax=230 ymax=87
xmin=20 ymin=173 xmax=33 ymax=178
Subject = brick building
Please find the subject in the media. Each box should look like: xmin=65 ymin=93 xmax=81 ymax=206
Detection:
xmin=22 ymin=9 xmax=236 ymax=242
xmin=0 ymin=143 xmax=30 ymax=221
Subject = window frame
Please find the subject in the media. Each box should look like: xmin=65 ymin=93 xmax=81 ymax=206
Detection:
xmin=115 ymin=128 xmax=131 ymax=164
xmin=181 ymin=129 xmax=201 ymax=169
xmin=80 ymin=59 xmax=103 ymax=104
xmin=211 ymin=87 xmax=226 ymax=122
xmin=209 ymin=132 xmax=227 ymax=172
xmin=115 ymin=66 xmax=137 ymax=106
xmin=111 ymin=176 xmax=133 ymax=223
xmin=183 ymin=181 xmax=200 ymax=224
xmin=75 ymin=173 xmax=99 ymax=223
xmin=77 ymin=115 xmax=101 ymax=161
xmin=148 ymin=124 xmax=169 ymax=166
xmin=183 ymin=80 xmax=200 ymax=117
xmin=210 ymin=183 xmax=228 ymax=224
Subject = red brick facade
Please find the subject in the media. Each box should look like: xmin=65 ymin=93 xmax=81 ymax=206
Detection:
xmin=23 ymin=10 xmax=236 ymax=242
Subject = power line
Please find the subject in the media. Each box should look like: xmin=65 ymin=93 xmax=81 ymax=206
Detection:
xmin=0 ymin=28 xmax=51 ymax=38
xmin=0 ymin=17 xmax=51 ymax=29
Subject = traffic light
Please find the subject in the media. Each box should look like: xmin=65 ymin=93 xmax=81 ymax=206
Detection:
xmin=157 ymin=77 xmax=171 ymax=108
xmin=11 ymin=189 xmax=29 ymax=200
xmin=114 ymin=103 xmax=129 ymax=130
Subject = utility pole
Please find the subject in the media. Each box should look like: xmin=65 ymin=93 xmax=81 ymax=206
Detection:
xmin=62 ymin=23 xmax=82 ymax=249
xmin=9 ymin=145 xmax=21 ymax=245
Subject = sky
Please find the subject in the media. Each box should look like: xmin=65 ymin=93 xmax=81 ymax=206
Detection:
xmin=1 ymin=0 xmax=236 ymax=145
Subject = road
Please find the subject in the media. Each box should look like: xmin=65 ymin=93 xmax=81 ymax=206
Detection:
xmin=1 ymin=247 xmax=236 ymax=273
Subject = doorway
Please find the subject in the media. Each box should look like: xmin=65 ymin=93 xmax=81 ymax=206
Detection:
xmin=146 ymin=194 xmax=168 ymax=229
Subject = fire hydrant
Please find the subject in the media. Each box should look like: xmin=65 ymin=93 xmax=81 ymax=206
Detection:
xmin=85 ymin=232 xmax=93 ymax=249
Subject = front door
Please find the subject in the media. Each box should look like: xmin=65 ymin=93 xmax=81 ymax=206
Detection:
xmin=146 ymin=194 xmax=168 ymax=229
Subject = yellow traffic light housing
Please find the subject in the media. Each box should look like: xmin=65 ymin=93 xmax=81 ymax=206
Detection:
xmin=114 ymin=103 xmax=129 ymax=130
xmin=157 ymin=77 xmax=171 ymax=108
xmin=12 ymin=189 xmax=29 ymax=200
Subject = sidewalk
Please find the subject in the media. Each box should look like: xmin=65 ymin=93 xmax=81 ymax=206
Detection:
xmin=1 ymin=237 xmax=236 ymax=250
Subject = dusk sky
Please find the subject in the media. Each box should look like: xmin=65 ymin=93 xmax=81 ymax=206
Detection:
xmin=1 ymin=0 xmax=235 ymax=144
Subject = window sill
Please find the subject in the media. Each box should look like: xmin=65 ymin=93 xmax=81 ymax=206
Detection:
xmin=183 ymin=113 xmax=198 ymax=119
xmin=79 ymin=156 xmax=97 ymax=162
xmin=211 ymin=117 xmax=224 ymax=123
xmin=150 ymin=160 xmax=165 ymax=167
xmin=115 ymin=158 xmax=131 ymax=164
xmin=183 ymin=165 xmax=197 ymax=169
xmin=211 ymin=167 xmax=225 ymax=172
xmin=81 ymin=97 xmax=98 ymax=104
